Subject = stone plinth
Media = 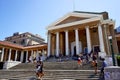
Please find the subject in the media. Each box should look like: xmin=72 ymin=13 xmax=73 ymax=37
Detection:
xmin=104 ymin=66 xmax=120 ymax=80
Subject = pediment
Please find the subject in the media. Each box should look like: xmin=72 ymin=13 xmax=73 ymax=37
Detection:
xmin=55 ymin=16 xmax=89 ymax=26
xmin=47 ymin=11 xmax=105 ymax=30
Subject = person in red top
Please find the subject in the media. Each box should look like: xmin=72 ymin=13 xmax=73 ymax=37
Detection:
xmin=92 ymin=54 xmax=98 ymax=74
xmin=78 ymin=56 xmax=82 ymax=67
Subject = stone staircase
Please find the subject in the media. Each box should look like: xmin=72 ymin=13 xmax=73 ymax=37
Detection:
xmin=0 ymin=69 xmax=100 ymax=80
xmin=0 ymin=60 xmax=103 ymax=80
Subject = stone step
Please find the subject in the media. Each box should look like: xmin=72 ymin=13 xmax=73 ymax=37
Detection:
xmin=4 ymin=59 xmax=102 ymax=80
xmin=10 ymin=60 xmax=102 ymax=70
xmin=0 ymin=70 xmax=100 ymax=80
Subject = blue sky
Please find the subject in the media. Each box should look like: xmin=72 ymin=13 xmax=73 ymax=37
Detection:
xmin=0 ymin=0 xmax=120 ymax=42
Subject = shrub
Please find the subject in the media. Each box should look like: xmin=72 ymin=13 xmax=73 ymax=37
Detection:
xmin=116 ymin=55 xmax=120 ymax=60
xmin=116 ymin=55 xmax=120 ymax=66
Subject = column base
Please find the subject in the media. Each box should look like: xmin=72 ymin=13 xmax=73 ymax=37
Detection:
xmin=98 ymin=52 xmax=106 ymax=59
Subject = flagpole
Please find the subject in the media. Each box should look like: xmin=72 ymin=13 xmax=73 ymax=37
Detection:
xmin=72 ymin=0 xmax=75 ymax=11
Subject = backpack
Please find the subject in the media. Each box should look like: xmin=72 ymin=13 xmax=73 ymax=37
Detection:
xmin=37 ymin=65 xmax=41 ymax=72
xmin=103 ymin=61 xmax=107 ymax=67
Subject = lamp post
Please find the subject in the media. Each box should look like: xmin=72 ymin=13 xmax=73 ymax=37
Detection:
xmin=109 ymin=36 xmax=116 ymax=66
xmin=0 ymin=50 xmax=2 ymax=62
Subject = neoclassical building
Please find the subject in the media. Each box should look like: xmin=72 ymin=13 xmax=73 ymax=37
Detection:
xmin=5 ymin=32 xmax=45 ymax=46
xmin=47 ymin=11 xmax=119 ymax=57
xmin=0 ymin=11 xmax=119 ymax=64
xmin=0 ymin=32 xmax=47 ymax=63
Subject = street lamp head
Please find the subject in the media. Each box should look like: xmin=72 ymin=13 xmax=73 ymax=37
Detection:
xmin=108 ymin=36 xmax=112 ymax=44
xmin=108 ymin=36 xmax=112 ymax=40
xmin=0 ymin=50 xmax=2 ymax=53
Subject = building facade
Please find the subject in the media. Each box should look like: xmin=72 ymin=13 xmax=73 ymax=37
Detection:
xmin=47 ymin=11 xmax=119 ymax=57
xmin=0 ymin=32 xmax=47 ymax=63
xmin=115 ymin=33 xmax=120 ymax=53
xmin=5 ymin=32 xmax=45 ymax=46
xmin=0 ymin=11 xmax=119 ymax=64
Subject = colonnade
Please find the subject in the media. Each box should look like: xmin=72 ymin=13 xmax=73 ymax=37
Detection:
xmin=47 ymin=24 xmax=106 ymax=57
xmin=0 ymin=48 xmax=47 ymax=63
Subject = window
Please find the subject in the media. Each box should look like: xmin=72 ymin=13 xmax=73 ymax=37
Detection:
xmin=13 ymin=41 xmax=16 ymax=43
xmin=21 ymin=39 xmax=25 ymax=45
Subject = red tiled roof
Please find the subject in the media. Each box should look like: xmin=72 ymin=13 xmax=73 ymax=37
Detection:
xmin=0 ymin=41 xmax=23 ymax=49
xmin=24 ymin=44 xmax=47 ymax=49
xmin=0 ymin=41 xmax=47 ymax=50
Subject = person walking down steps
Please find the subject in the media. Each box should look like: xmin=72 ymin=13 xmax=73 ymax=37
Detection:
xmin=92 ymin=54 xmax=98 ymax=74
xmin=36 ymin=60 xmax=44 ymax=80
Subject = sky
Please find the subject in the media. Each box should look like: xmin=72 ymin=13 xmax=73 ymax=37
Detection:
xmin=0 ymin=0 xmax=120 ymax=42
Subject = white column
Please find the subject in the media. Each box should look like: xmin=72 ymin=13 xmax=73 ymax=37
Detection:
xmin=30 ymin=50 xmax=34 ymax=63
xmin=75 ymin=29 xmax=79 ymax=55
xmin=8 ymin=49 xmax=12 ymax=61
xmin=36 ymin=50 xmax=39 ymax=57
xmin=31 ymin=50 xmax=33 ymax=57
xmin=15 ymin=50 xmax=18 ymax=61
xmin=20 ymin=51 xmax=24 ymax=62
xmin=47 ymin=33 xmax=51 ymax=57
xmin=26 ymin=51 xmax=28 ymax=62
xmin=56 ymin=32 xmax=59 ymax=57
xmin=104 ymin=24 xmax=110 ymax=55
xmin=65 ymin=30 xmax=69 ymax=56
xmin=86 ymin=26 xmax=92 ymax=53
xmin=1 ymin=47 xmax=5 ymax=61
xmin=42 ymin=49 xmax=45 ymax=56
xmin=98 ymin=24 xmax=105 ymax=52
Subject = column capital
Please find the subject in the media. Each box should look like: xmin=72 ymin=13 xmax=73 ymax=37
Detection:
xmin=75 ymin=28 xmax=78 ymax=31
xmin=56 ymin=32 xmax=59 ymax=34
xmin=9 ymin=48 xmax=12 ymax=51
xmin=103 ymin=24 xmax=109 ymax=28
xmin=2 ymin=47 xmax=5 ymax=49
xmin=64 ymin=30 xmax=68 ymax=32
xmin=85 ymin=26 xmax=89 ymax=28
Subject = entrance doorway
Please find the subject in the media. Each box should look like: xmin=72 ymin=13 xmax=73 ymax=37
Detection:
xmin=117 ymin=41 xmax=120 ymax=53
xmin=93 ymin=45 xmax=100 ymax=55
xmin=74 ymin=46 xmax=77 ymax=56
xmin=23 ymin=52 xmax=26 ymax=63
xmin=71 ymin=41 xmax=82 ymax=56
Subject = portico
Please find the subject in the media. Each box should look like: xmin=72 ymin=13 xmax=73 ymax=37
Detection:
xmin=47 ymin=11 xmax=119 ymax=57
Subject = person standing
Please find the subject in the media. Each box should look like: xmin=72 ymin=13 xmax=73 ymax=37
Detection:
xmin=78 ymin=56 xmax=82 ymax=68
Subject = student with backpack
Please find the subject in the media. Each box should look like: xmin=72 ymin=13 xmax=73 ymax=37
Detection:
xmin=101 ymin=58 xmax=108 ymax=74
xmin=100 ymin=58 xmax=108 ymax=79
